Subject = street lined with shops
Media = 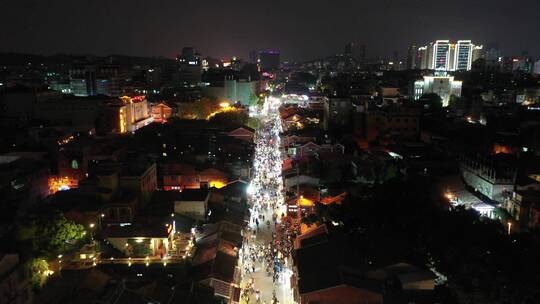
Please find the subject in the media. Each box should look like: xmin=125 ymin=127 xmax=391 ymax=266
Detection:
xmin=239 ymin=97 xmax=294 ymax=304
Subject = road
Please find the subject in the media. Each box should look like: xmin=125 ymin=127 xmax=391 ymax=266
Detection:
xmin=240 ymin=97 xmax=294 ymax=304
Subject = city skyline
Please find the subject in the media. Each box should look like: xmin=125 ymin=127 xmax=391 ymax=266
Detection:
xmin=1 ymin=0 xmax=540 ymax=61
xmin=2 ymin=2 xmax=540 ymax=304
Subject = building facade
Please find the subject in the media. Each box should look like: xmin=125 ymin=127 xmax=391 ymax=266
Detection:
xmin=202 ymin=77 xmax=258 ymax=106
xmin=413 ymin=74 xmax=462 ymax=107
xmin=417 ymin=40 xmax=483 ymax=71
xmin=460 ymin=154 xmax=517 ymax=203
xmin=117 ymin=95 xmax=153 ymax=133
xmin=151 ymin=102 xmax=175 ymax=123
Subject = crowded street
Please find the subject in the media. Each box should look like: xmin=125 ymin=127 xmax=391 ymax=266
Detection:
xmin=240 ymin=97 xmax=294 ymax=304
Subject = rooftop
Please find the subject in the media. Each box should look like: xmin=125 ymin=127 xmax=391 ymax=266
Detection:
xmin=191 ymin=251 xmax=237 ymax=283
xmin=180 ymin=188 xmax=210 ymax=201
xmin=103 ymin=222 xmax=170 ymax=238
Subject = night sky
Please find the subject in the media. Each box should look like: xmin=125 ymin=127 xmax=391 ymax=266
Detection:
xmin=1 ymin=0 xmax=539 ymax=61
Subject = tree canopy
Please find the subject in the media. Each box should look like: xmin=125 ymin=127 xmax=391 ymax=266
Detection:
xmin=208 ymin=110 xmax=248 ymax=127
xmin=180 ymin=98 xmax=220 ymax=120
xmin=26 ymin=258 xmax=50 ymax=289
xmin=16 ymin=213 xmax=87 ymax=256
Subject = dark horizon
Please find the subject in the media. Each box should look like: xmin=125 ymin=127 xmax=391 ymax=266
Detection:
xmin=1 ymin=0 xmax=540 ymax=61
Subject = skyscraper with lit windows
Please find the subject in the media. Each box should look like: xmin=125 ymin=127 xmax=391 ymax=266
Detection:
xmin=417 ymin=40 xmax=482 ymax=71
xmin=433 ymin=40 xmax=451 ymax=70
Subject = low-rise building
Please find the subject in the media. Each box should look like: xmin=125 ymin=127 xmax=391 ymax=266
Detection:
xmin=227 ymin=126 xmax=255 ymax=143
xmin=287 ymin=142 xmax=345 ymax=159
xmin=192 ymin=223 xmax=243 ymax=302
xmin=413 ymin=73 xmax=462 ymax=107
xmin=504 ymin=189 xmax=540 ymax=228
xmin=460 ymin=153 xmax=517 ymax=203
xmin=161 ymin=163 xmax=228 ymax=191
xmin=292 ymin=225 xmax=439 ymax=304
xmin=284 ymin=173 xmax=320 ymax=189
xmin=119 ymin=162 xmax=157 ymax=204
xmin=104 ymin=223 xmax=173 ymax=258
xmin=174 ymin=189 xmax=210 ymax=221
xmin=151 ymin=102 xmax=176 ymax=123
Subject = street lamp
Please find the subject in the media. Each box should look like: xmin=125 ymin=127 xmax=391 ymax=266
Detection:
xmin=89 ymin=223 xmax=95 ymax=242
xmin=507 ymin=222 xmax=512 ymax=235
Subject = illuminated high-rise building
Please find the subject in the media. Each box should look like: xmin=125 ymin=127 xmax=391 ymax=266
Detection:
xmin=432 ymin=40 xmax=451 ymax=70
xmin=454 ymin=40 xmax=484 ymax=71
xmin=454 ymin=40 xmax=473 ymax=70
xmin=417 ymin=40 xmax=482 ymax=71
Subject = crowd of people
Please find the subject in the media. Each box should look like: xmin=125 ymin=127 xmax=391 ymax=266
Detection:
xmin=275 ymin=217 xmax=298 ymax=260
xmin=240 ymin=97 xmax=293 ymax=304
